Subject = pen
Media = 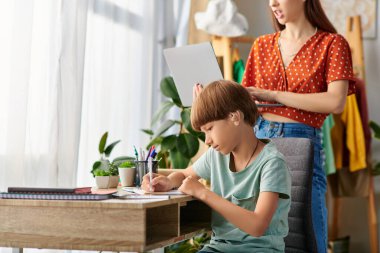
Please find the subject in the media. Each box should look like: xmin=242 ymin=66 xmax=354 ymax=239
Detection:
xmin=146 ymin=145 xmax=154 ymax=161
xmin=150 ymin=149 xmax=157 ymax=159
xmin=133 ymin=145 xmax=139 ymax=160
xmin=148 ymin=157 xmax=153 ymax=192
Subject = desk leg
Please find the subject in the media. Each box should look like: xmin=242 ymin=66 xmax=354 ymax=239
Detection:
xmin=12 ymin=248 xmax=23 ymax=253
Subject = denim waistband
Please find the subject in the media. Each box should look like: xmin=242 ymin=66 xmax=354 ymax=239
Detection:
xmin=255 ymin=115 xmax=321 ymax=139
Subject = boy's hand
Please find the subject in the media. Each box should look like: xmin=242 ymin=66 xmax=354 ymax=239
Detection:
xmin=178 ymin=176 xmax=206 ymax=198
xmin=141 ymin=173 xmax=173 ymax=192
xmin=192 ymin=83 xmax=204 ymax=103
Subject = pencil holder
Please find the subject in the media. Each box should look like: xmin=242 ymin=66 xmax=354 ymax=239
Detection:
xmin=135 ymin=160 xmax=158 ymax=187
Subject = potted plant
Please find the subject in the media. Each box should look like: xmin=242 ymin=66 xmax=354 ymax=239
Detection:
xmin=92 ymin=132 xmax=134 ymax=188
xmin=142 ymin=77 xmax=205 ymax=169
xmin=118 ymin=160 xmax=136 ymax=187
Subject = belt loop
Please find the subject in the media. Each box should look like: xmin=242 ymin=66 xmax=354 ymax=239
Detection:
xmin=277 ymin=123 xmax=284 ymax=136
xmin=255 ymin=116 xmax=262 ymax=128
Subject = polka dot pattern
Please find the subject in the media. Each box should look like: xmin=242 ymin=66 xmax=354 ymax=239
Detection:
xmin=242 ymin=31 xmax=356 ymax=128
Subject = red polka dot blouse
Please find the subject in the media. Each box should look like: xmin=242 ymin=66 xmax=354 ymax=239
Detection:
xmin=242 ymin=30 xmax=356 ymax=128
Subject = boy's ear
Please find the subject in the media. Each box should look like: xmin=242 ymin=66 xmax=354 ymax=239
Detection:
xmin=229 ymin=111 xmax=241 ymax=124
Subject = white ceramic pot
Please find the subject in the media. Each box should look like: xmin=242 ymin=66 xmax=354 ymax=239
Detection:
xmin=118 ymin=167 xmax=136 ymax=187
xmin=95 ymin=175 xmax=119 ymax=189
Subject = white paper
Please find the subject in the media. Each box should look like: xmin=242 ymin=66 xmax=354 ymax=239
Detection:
xmin=122 ymin=187 xmax=185 ymax=195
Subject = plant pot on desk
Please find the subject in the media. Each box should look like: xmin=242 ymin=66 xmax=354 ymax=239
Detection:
xmin=95 ymin=175 xmax=119 ymax=189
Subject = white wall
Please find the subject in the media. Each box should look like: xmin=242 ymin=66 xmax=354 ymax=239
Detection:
xmin=235 ymin=0 xmax=380 ymax=252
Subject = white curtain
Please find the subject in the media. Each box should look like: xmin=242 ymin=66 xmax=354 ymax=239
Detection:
xmin=0 ymin=0 xmax=64 ymax=191
xmin=76 ymin=0 xmax=191 ymax=187
xmin=0 ymin=0 xmax=190 ymax=252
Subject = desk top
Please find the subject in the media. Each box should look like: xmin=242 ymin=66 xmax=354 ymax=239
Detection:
xmin=0 ymin=194 xmax=194 ymax=209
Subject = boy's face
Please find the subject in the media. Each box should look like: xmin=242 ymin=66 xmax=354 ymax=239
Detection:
xmin=200 ymin=116 xmax=240 ymax=155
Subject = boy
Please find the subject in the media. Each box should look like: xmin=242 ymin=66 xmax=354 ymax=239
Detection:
xmin=141 ymin=80 xmax=291 ymax=252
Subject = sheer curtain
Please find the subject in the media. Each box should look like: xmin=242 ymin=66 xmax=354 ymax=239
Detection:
xmin=0 ymin=0 xmax=64 ymax=191
xmin=0 ymin=0 xmax=190 ymax=252
xmin=76 ymin=0 xmax=191 ymax=187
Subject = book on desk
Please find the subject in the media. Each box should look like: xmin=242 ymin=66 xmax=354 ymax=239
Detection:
xmin=0 ymin=186 xmax=116 ymax=201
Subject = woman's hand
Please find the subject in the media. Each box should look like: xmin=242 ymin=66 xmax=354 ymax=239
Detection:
xmin=246 ymin=87 xmax=278 ymax=102
xmin=178 ymin=176 xmax=207 ymax=199
xmin=141 ymin=173 xmax=173 ymax=192
xmin=192 ymin=83 xmax=204 ymax=103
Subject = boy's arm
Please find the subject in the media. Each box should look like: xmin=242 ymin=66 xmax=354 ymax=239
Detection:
xmin=167 ymin=166 xmax=200 ymax=188
xmin=142 ymin=166 xmax=200 ymax=192
xmin=200 ymin=190 xmax=279 ymax=237
xmin=178 ymin=176 xmax=279 ymax=237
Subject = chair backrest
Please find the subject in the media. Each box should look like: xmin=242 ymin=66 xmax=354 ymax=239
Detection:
xmin=271 ymin=138 xmax=317 ymax=253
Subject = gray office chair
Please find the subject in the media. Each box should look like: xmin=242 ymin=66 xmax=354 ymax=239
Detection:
xmin=271 ymin=138 xmax=317 ymax=253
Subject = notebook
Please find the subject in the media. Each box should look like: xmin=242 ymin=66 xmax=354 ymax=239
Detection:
xmin=113 ymin=191 xmax=170 ymax=200
xmin=122 ymin=187 xmax=185 ymax=196
xmin=7 ymin=186 xmax=92 ymax=194
xmin=163 ymin=42 xmax=223 ymax=107
xmin=0 ymin=192 xmax=114 ymax=201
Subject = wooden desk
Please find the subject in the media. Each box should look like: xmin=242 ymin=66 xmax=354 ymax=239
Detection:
xmin=0 ymin=195 xmax=211 ymax=252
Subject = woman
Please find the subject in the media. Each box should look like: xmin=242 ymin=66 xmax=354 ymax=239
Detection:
xmin=242 ymin=0 xmax=356 ymax=252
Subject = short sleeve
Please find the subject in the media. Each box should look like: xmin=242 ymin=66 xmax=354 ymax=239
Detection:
xmin=260 ymin=157 xmax=291 ymax=199
xmin=192 ymin=148 xmax=212 ymax=181
xmin=325 ymin=34 xmax=356 ymax=95
xmin=242 ymin=38 xmax=259 ymax=87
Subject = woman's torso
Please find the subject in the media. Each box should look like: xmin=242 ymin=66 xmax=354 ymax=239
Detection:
xmin=242 ymin=30 xmax=355 ymax=128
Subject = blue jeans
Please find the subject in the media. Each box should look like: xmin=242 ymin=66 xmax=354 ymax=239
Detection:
xmin=254 ymin=116 xmax=327 ymax=253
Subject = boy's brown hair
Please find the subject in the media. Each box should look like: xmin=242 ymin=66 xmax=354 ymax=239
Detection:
xmin=191 ymin=80 xmax=259 ymax=131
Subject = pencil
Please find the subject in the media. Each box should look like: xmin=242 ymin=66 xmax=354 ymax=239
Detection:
xmin=148 ymin=157 xmax=153 ymax=192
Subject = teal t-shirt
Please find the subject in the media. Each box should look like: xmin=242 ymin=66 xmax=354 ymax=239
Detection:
xmin=192 ymin=140 xmax=291 ymax=253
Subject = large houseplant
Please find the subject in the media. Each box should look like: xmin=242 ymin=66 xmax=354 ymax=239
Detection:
xmin=142 ymin=77 xmax=205 ymax=169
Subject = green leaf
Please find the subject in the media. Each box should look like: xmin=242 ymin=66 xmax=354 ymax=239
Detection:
xmin=157 ymin=150 xmax=169 ymax=168
xmin=146 ymin=136 xmax=164 ymax=150
xmin=151 ymin=101 xmax=175 ymax=127
xmin=180 ymin=108 xmax=205 ymax=142
xmin=141 ymin=129 xmax=154 ymax=136
xmin=112 ymin=156 xmax=135 ymax=166
xmin=108 ymin=162 xmax=119 ymax=175
xmin=99 ymin=159 xmax=111 ymax=170
xmin=181 ymin=108 xmax=196 ymax=134
xmin=104 ymin=140 xmax=121 ymax=157
xmin=91 ymin=161 xmax=101 ymax=177
xmin=92 ymin=159 xmax=111 ymax=176
xmin=119 ymin=160 xmax=135 ymax=168
xmin=160 ymin=76 xmax=182 ymax=107
xmin=161 ymin=135 xmax=177 ymax=151
xmin=98 ymin=132 xmax=108 ymax=154
xmin=196 ymin=131 xmax=206 ymax=142
xmin=155 ymin=120 xmax=176 ymax=137
xmin=93 ymin=168 xmax=110 ymax=176
xmin=169 ymin=148 xmax=190 ymax=169
xmin=176 ymin=133 xmax=199 ymax=158
xmin=113 ymin=156 xmax=135 ymax=162
xmin=369 ymin=121 xmax=380 ymax=139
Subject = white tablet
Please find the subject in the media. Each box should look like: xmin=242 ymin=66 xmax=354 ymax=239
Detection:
xmin=163 ymin=42 xmax=223 ymax=107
